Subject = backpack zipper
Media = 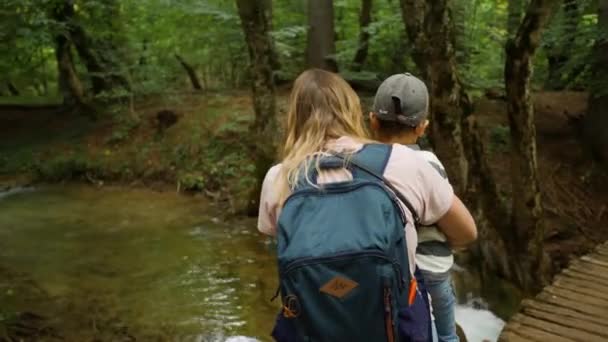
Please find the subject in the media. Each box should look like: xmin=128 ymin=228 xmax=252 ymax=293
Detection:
xmin=281 ymin=250 xmax=405 ymax=291
xmin=384 ymin=286 xmax=395 ymax=342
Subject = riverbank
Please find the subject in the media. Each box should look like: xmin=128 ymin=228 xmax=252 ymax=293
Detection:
xmin=0 ymin=91 xmax=277 ymax=214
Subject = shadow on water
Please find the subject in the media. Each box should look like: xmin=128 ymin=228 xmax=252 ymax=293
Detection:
xmin=0 ymin=185 xmax=519 ymax=341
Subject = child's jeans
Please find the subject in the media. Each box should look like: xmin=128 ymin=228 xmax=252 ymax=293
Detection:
xmin=420 ymin=269 xmax=458 ymax=342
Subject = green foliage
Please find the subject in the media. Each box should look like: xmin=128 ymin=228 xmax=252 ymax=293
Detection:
xmin=177 ymin=172 xmax=206 ymax=191
xmin=0 ymin=0 xmax=602 ymax=101
xmin=33 ymin=154 xmax=93 ymax=181
xmin=457 ymin=0 xmax=509 ymax=90
xmin=539 ymin=0 xmax=598 ymax=89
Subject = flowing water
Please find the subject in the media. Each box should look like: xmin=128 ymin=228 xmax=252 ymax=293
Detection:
xmin=0 ymin=185 xmax=519 ymax=341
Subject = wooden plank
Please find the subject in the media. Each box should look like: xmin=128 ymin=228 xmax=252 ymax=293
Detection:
xmin=523 ymin=307 xmax=608 ymax=338
xmin=596 ymin=242 xmax=608 ymax=254
xmin=501 ymin=242 xmax=608 ymax=341
xmin=553 ymin=277 xmax=608 ymax=301
xmin=562 ymin=268 xmax=608 ymax=284
xmin=544 ymin=286 xmax=608 ymax=309
xmin=499 ymin=330 xmax=533 ymax=342
xmin=521 ymin=299 xmax=607 ymax=326
xmin=512 ymin=327 xmax=576 ymax=342
xmin=594 ymin=249 xmax=608 ymax=260
xmin=581 ymin=255 xmax=608 ymax=268
xmin=589 ymin=250 xmax=608 ymax=261
xmin=557 ymin=272 xmax=608 ymax=291
xmin=502 ymin=319 xmax=576 ymax=342
xmin=576 ymin=258 xmax=608 ymax=272
xmin=569 ymin=260 xmax=608 ymax=281
xmin=510 ymin=313 xmax=606 ymax=342
xmin=537 ymin=292 xmax=608 ymax=318
xmin=594 ymin=245 xmax=608 ymax=256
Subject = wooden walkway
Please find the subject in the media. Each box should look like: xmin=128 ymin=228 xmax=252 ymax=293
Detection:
xmin=499 ymin=241 xmax=608 ymax=342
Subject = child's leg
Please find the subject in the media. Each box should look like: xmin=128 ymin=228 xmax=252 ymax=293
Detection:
xmin=420 ymin=270 xmax=458 ymax=342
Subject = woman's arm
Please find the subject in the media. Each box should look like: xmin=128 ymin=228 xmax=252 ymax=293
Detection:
xmin=257 ymin=164 xmax=282 ymax=236
xmin=436 ymin=195 xmax=477 ymax=247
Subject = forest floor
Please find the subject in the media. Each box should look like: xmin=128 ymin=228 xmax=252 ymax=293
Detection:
xmin=0 ymin=90 xmax=607 ymax=267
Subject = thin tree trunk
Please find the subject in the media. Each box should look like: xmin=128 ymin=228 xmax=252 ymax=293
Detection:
xmin=55 ymin=34 xmax=85 ymax=106
xmin=52 ymin=0 xmax=85 ymax=107
xmin=508 ymin=0 xmax=525 ymax=39
xmin=70 ymin=26 xmax=130 ymax=94
xmin=6 ymin=82 xmax=19 ymax=96
xmin=583 ymin=0 xmax=608 ymax=165
xmin=306 ymin=0 xmax=338 ymax=72
xmin=352 ymin=0 xmax=373 ymax=71
xmin=504 ymin=0 xmax=556 ymax=293
xmin=236 ymin=0 xmax=279 ymax=216
xmin=452 ymin=0 xmax=468 ymax=66
xmin=175 ymin=54 xmax=203 ymax=90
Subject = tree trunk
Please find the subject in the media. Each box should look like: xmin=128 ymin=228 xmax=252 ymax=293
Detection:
xmin=56 ymin=0 xmax=129 ymax=95
xmin=306 ymin=0 xmax=338 ymax=72
xmin=175 ymin=54 xmax=203 ymax=90
xmin=52 ymin=0 xmax=85 ymax=107
xmin=399 ymin=0 xmax=468 ymax=195
xmin=583 ymin=0 xmax=608 ymax=165
xmin=352 ymin=0 xmax=373 ymax=71
xmin=504 ymin=0 xmax=556 ymax=293
xmin=6 ymin=82 xmax=19 ymax=96
xmin=452 ymin=0 xmax=468 ymax=66
xmin=400 ymin=0 xmax=514 ymax=284
xmin=545 ymin=0 xmax=581 ymax=89
xmin=55 ymin=34 xmax=85 ymax=106
xmin=508 ymin=0 xmax=525 ymax=39
xmin=70 ymin=26 xmax=130 ymax=94
xmin=236 ymin=0 xmax=279 ymax=216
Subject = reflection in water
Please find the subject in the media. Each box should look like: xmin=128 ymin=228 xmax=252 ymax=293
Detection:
xmin=0 ymin=185 xmax=517 ymax=341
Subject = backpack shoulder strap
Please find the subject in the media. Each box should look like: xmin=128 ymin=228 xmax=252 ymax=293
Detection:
xmin=352 ymin=143 xmax=393 ymax=177
xmin=337 ymin=144 xmax=421 ymax=226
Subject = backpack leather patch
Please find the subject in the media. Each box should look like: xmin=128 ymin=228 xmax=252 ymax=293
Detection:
xmin=320 ymin=276 xmax=358 ymax=298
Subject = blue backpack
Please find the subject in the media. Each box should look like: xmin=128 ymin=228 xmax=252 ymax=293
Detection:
xmin=272 ymin=144 xmax=431 ymax=342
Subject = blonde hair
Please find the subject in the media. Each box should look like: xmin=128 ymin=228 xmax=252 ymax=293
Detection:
xmin=277 ymin=69 xmax=369 ymax=204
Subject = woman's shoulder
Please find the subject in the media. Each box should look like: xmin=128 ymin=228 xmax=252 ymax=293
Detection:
xmin=264 ymin=163 xmax=282 ymax=181
xmin=261 ymin=163 xmax=283 ymax=192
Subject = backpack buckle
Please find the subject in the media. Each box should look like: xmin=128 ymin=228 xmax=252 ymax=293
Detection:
xmin=282 ymin=295 xmax=301 ymax=318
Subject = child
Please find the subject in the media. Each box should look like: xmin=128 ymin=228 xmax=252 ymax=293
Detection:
xmin=369 ymin=73 xmax=459 ymax=342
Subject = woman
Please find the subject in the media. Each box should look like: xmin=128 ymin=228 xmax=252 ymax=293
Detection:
xmin=257 ymin=69 xmax=476 ymax=341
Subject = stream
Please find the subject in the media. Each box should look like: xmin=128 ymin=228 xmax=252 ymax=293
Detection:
xmin=0 ymin=185 xmax=518 ymax=341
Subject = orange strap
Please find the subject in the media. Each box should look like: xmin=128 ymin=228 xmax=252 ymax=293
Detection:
xmin=408 ymin=278 xmax=418 ymax=306
xmin=283 ymin=305 xmax=298 ymax=318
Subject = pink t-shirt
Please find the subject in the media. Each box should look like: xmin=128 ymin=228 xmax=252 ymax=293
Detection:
xmin=257 ymin=136 xmax=454 ymax=272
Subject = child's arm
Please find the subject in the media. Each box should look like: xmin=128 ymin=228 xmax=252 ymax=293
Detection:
xmin=436 ymin=195 xmax=477 ymax=247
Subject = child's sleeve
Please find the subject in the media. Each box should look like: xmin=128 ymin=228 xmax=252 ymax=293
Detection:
xmin=257 ymin=164 xmax=282 ymax=236
xmin=384 ymin=145 xmax=454 ymax=226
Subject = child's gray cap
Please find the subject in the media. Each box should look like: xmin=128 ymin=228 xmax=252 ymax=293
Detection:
xmin=372 ymin=73 xmax=429 ymax=127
